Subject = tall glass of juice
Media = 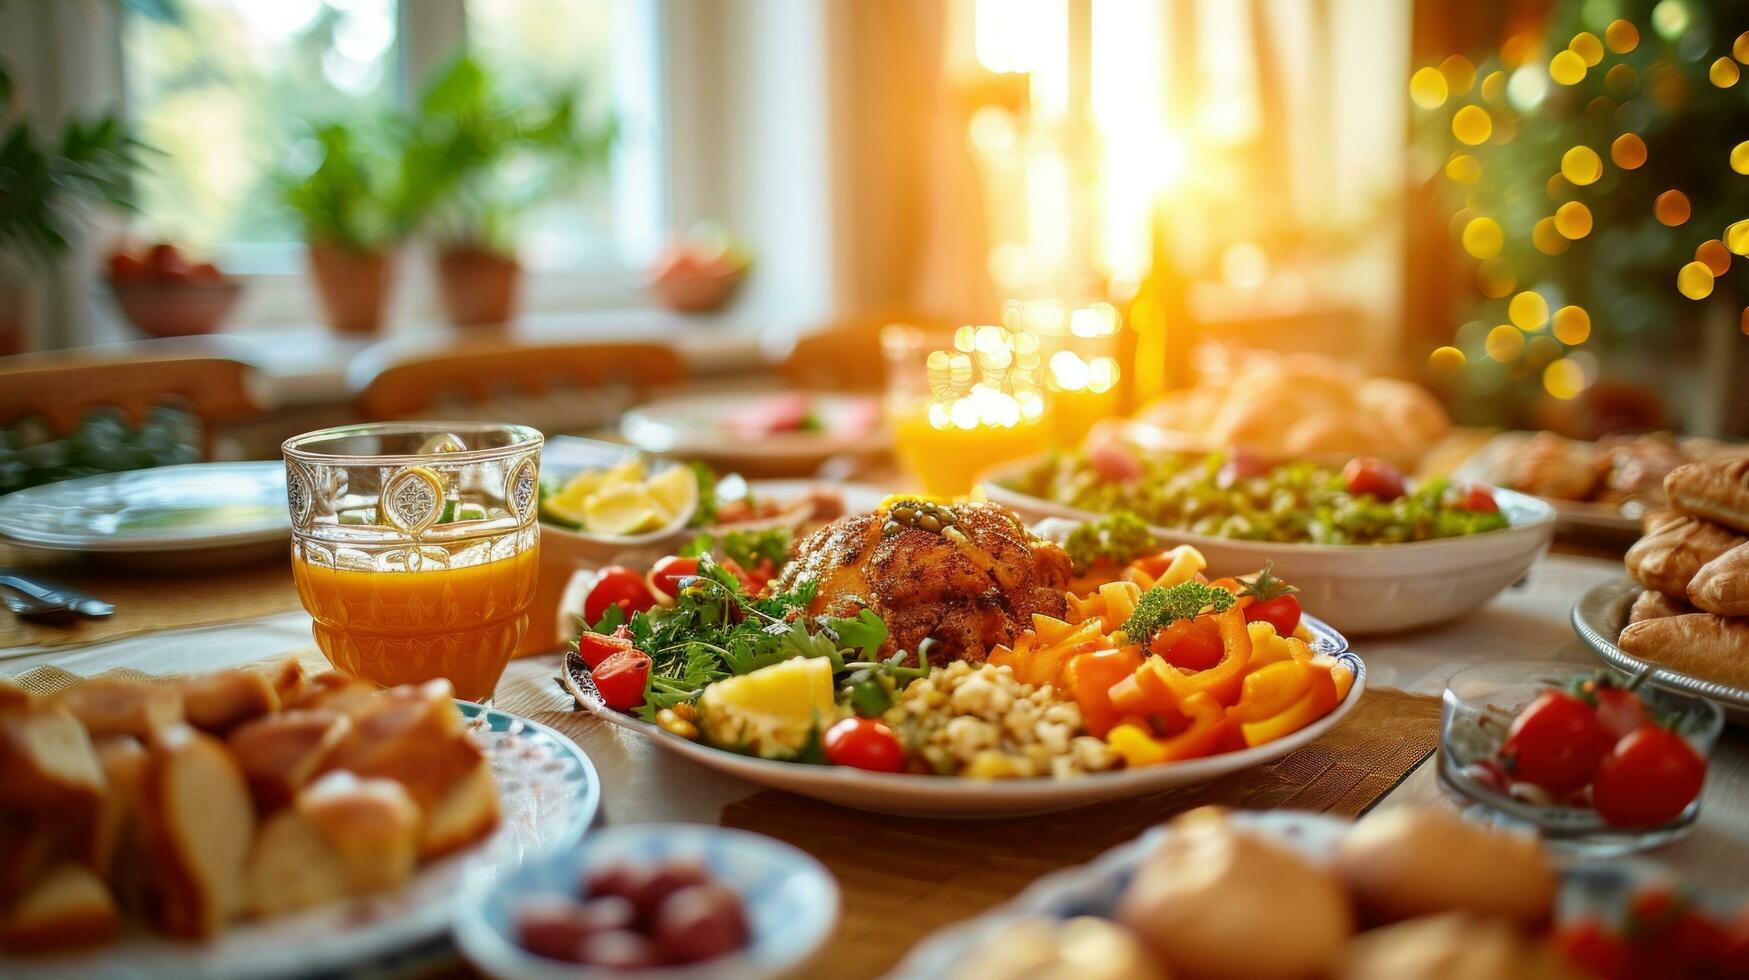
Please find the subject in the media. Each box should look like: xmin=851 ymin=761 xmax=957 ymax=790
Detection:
xmin=282 ymin=422 xmax=543 ymax=702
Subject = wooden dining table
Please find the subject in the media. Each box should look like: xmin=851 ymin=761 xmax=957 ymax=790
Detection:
xmin=4 ymin=536 xmax=1747 ymax=977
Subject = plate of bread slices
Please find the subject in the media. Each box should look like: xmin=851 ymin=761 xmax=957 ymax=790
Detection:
xmin=1574 ymin=457 xmax=1749 ymax=724
xmin=0 ymin=660 xmax=599 ymax=978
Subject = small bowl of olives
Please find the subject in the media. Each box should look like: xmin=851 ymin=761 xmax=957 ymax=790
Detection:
xmin=453 ymin=823 xmax=839 ymax=979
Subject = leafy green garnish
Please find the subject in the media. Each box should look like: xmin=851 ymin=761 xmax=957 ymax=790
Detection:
xmin=688 ymin=462 xmax=719 ymax=527
xmin=1120 ymin=581 xmax=1237 ymax=646
xmin=1063 ymin=512 xmax=1158 ymax=573
xmin=578 ymin=553 xmax=921 ymax=721
xmin=679 ymin=527 xmax=791 ymax=569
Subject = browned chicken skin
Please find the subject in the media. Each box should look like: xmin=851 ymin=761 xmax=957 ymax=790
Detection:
xmin=773 ymin=501 xmax=1070 ymax=665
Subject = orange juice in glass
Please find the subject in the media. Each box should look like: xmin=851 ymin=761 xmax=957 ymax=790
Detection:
xmin=882 ymin=323 xmax=1051 ymax=495
xmin=282 ymin=422 xmax=543 ymax=702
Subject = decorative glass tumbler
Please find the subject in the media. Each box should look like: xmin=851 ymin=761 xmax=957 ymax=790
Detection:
xmin=882 ymin=322 xmax=1050 ymax=496
xmin=282 ymin=422 xmax=543 ymax=702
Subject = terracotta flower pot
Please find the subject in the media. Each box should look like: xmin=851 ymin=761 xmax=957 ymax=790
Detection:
xmin=307 ymin=244 xmax=396 ymax=335
xmin=437 ymin=247 xmax=521 ymax=328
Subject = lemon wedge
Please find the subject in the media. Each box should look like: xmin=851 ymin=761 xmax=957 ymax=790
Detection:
xmin=645 ymin=465 xmax=699 ymax=523
xmin=582 ymin=484 xmax=666 ymax=535
xmin=602 ymin=459 xmax=646 ymax=488
xmin=699 ymin=657 xmax=838 ymax=759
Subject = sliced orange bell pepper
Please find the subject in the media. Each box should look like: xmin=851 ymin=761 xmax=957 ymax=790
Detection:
xmin=1228 ymin=659 xmax=1315 ymax=723
xmin=1239 ymin=666 xmax=1339 ymax=747
xmin=1059 ymin=646 xmax=1143 ymax=737
xmin=1331 ymin=663 xmax=1355 ymax=702
xmin=1106 ymin=692 xmax=1230 ymax=767
xmin=1154 ymin=607 xmax=1253 ymax=706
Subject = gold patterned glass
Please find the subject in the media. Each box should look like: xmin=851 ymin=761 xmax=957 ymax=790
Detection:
xmin=282 ymin=422 xmax=543 ymax=702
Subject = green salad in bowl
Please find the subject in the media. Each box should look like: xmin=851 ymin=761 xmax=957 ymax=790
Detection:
xmin=999 ymin=446 xmax=1508 ymax=546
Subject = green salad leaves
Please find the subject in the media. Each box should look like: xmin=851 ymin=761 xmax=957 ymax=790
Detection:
xmin=581 ymin=554 xmax=926 ymax=721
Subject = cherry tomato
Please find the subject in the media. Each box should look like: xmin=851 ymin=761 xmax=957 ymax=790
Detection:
xmin=1217 ymin=449 xmax=1270 ymax=487
xmin=1151 ymin=620 xmax=1224 ymax=671
xmin=1243 ymin=595 xmax=1301 ymax=636
xmin=1592 ymin=725 xmax=1706 ymax=828
xmin=1589 ymin=683 xmax=1651 ymax=742
xmin=577 ymin=628 xmax=634 ymax=669
xmin=1551 ymin=920 xmax=1631 ymax=980
xmin=1499 ymin=690 xmax=1614 ymax=795
xmin=1456 ymin=482 xmax=1499 ymax=513
xmin=1089 ymin=440 xmax=1143 ymax=483
xmin=1341 ymin=456 xmax=1406 ymax=501
xmin=584 ymin=566 xmax=656 ymax=626
xmin=823 ymin=717 xmax=905 ymax=772
xmin=646 ymin=555 xmax=700 ymax=602
xmin=592 ymin=648 xmax=652 ymax=711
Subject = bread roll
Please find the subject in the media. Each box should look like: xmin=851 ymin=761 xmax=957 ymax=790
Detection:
xmin=1630 ymin=589 xmax=1693 ymax=623
xmin=51 ymin=677 xmax=182 ymax=740
xmin=0 ymin=864 xmax=119 ymax=953
xmin=1117 ymin=808 xmax=1352 ymax=980
xmin=246 ymin=773 xmax=419 ymax=917
xmin=139 ymin=726 xmax=255 ymax=937
xmin=178 ymin=669 xmax=280 ymax=735
xmin=1339 ymin=913 xmax=1582 ymax=980
xmin=1688 ymin=541 xmax=1749 ymax=617
xmin=418 ymin=756 xmax=500 ymax=858
xmin=1332 ymin=807 xmax=1556 ymax=926
xmin=1624 ymin=516 xmax=1745 ymax=598
xmin=1642 ymin=508 xmax=1683 ymax=534
xmin=287 ymin=671 xmax=378 ymax=714
xmin=0 ymin=676 xmax=31 ymax=711
xmin=261 ymin=658 xmax=308 ymax=705
xmin=1665 ymin=459 xmax=1749 ymax=533
xmin=229 ymin=709 xmax=353 ymax=810
xmin=1618 ymin=614 xmax=1749 ymax=688
xmin=0 ymin=705 xmax=104 ymax=812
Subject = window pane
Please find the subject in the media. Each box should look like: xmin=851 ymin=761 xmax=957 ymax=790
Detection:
xmin=123 ymin=0 xmax=399 ymax=260
xmin=466 ymin=0 xmax=618 ymax=269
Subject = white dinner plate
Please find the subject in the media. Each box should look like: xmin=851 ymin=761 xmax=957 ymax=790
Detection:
xmin=1451 ymin=431 xmax=1642 ymax=538
xmin=620 ymin=392 xmax=886 ymax=470
xmin=4 ymin=702 xmax=601 ymax=980
xmin=0 ymin=462 xmax=291 ymax=567
xmin=560 ymin=620 xmax=1363 ymax=819
xmin=980 ymin=456 xmax=1557 ymax=636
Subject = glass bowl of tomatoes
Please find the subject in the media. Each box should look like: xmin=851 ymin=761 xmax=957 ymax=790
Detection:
xmin=1439 ymin=662 xmax=1724 ymax=856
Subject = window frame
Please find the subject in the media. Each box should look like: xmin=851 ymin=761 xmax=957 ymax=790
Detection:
xmin=75 ymin=0 xmax=675 ymax=341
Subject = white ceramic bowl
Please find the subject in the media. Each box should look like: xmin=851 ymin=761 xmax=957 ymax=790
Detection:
xmin=981 ymin=457 xmax=1556 ymax=636
xmin=454 ymin=824 xmax=838 ymax=980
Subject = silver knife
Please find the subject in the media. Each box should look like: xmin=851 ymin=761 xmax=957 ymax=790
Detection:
xmin=0 ymin=571 xmax=115 ymax=618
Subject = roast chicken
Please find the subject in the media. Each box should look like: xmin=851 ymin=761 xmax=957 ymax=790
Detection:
xmin=773 ymin=500 xmax=1071 ymax=665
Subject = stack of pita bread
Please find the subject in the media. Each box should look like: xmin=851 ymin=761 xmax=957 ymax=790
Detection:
xmin=1619 ymin=459 xmax=1749 ymax=688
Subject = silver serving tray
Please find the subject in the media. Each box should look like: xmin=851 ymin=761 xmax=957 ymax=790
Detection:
xmin=1572 ymin=577 xmax=1749 ymax=726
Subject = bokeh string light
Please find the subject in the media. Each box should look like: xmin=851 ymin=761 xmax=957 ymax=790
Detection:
xmin=1413 ymin=8 xmax=1748 ymax=409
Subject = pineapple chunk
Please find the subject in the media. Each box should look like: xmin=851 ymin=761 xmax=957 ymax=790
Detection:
xmin=698 ymin=657 xmax=838 ymax=759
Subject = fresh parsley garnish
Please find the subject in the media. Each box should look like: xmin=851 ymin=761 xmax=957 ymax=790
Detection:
xmin=679 ymin=527 xmax=791 ymax=569
xmin=1120 ymin=581 xmax=1236 ymax=646
xmin=1063 ymin=512 xmax=1159 ymax=573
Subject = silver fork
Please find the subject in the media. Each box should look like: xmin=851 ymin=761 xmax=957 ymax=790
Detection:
xmin=0 ymin=571 xmax=114 ymax=621
xmin=0 ymin=582 xmax=77 ymax=622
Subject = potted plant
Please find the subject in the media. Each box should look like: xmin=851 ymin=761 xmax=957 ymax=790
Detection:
xmin=0 ymin=61 xmax=146 ymax=354
xmin=280 ymin=121 xmax=403 ymax=335
xmin=400 ymin=56 xmax=612 ymax=327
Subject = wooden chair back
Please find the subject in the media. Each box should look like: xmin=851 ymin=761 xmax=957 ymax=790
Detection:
xmin=0 ymin=355 xmax=259 ymax=452
xmin=354 ymin=340 xmax=689 ymax=420
xmin=778 ymin=311 xmax=960 ymax=391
